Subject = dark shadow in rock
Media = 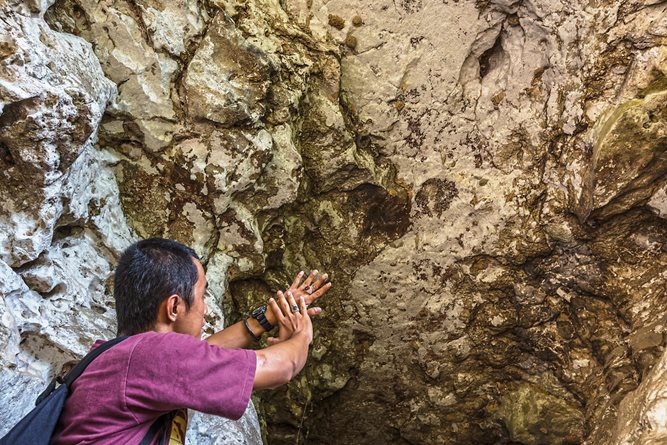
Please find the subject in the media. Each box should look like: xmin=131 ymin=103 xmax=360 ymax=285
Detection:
xmin=479 ymin=34 xmax=504 ymax=79
xmin=349 ymin=183 xmax=411 ymax=240
xmin=0 ymin=141 xmax=14 ymax=166
xmin=45 ymin=0 xmax=92 ymax=36
xmin=225 ymin=279 xmax=273 ymax=327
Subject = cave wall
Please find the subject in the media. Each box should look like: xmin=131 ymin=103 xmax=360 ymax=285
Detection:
xmin=1 ymin=0 xmax=667 ymax=444
xmin=0 ymin=1 xmax=261 ymax=442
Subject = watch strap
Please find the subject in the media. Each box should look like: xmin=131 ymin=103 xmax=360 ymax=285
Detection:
xmin=251 ymin=305 xmax=274 ymax=331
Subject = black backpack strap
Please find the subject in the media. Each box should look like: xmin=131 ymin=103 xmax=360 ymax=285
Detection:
xmin=36 ymin=336 xmax=129 ymax=406
xmin=139 ymin=412 xmax=174 ymax=445
xmin=62 ymin=336 xmax=129 ymax=386
xmin=35 ymin=378 xmax=58 ymax=406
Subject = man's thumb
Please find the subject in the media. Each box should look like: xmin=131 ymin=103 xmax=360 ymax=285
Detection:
xmin=307 ymin=307 xmax=322 ymax=316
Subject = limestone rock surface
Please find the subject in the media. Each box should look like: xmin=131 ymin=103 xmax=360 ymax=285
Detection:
xmin=0 ymin=3 xmax=261 ymax=443
xmin=610 ymin=346 xmax=667 ymax=445
xmin=2 ymin=0 xmax=667 ymax=444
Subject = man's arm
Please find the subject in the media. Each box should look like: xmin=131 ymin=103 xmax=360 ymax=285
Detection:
xmin=253 ymin=294 xmax=313 ymax=389
xmin=205 ymin=320 xmax=262 ymax=349
xmin=253 ymin=331 xmax=310 ymax=389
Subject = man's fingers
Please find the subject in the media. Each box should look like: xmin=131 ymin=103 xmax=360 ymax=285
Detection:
xmin=287 ymin=291 xmax=299 ymax=315
xmin=310 ymin=273 xmax=329 ymax=291
xmin=279 ymin=291 xmax=292 ymax=317
xmin=289 ymin=288 xmax=306 ymax=300
xmin=266 ymin=337 xmax=279 ymax=345
xmin=269 ymin=297 xmax=285 ymax=322
xmin=300 ymin=296 xmax=309 ymax=317
xmin=307 ymin=307 xmax=322 ymax=316
xmin=290 ymin=271 xmax=304 ymax=290
xmin=307 ymin=282 xmax=332 ymax=304
xmin=299 ymin=269 xmax=318 ymax=289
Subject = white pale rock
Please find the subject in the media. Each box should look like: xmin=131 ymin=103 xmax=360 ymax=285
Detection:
xmin=0 ymin=9 xmax=115 ymax=266
xmin=0 ymin=258 xmax=24 ymax=366
xmin=114 ymin=52 xmax=178 ymax=121
xmin=183 ymin=13 xmax=275 ymax=125
xmin=261 ymin=124 xmax=303 ymax=210
xmin=208 ymin=129 xmax=273 ymax=215
xmin=12 ymin=230 xmax=118 ymax=359
xmin=136 ymin=0 xmax=209 ymax=56
xmin=648 ymin=185 xmax=667 ymax=219
xmin=188 ymin=405 xmax=262 ymax=445
xmin=0 ymin=370 xmax=47 ymax=435
xmin=609 ymin=348 xmax=667 ymax=445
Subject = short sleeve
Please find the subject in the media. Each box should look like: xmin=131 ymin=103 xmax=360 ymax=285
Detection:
xmin=124 ymin=332 xmax=256 ymax=420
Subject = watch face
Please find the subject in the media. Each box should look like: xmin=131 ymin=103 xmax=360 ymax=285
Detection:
xmin=251 ymin=305 xmax=272 ymax=329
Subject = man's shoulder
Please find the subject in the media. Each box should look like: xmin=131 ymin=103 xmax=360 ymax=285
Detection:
xmin=90 ymin=332 xmax=205 ymax=361
xmin=94 ymin=331 xmax=201 ymax=348
xmin=85 ymin=332 xmax=211 ymax=381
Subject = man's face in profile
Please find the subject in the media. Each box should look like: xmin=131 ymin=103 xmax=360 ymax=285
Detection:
xmin=173 ymin=258 xmax=208 ymax=339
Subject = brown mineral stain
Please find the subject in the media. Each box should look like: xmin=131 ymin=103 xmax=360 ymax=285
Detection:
xmin=491 ymin=91 xmax=506 ymax=106
xmin=328 ymin=14 xmax=345 ymax=30
xmin=415 ymin=178 xmax=459 ymax=217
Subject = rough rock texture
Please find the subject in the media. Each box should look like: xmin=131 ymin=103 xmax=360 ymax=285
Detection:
xmin=0 ymin=2 xmax=260 ymax=442
xmin=1 ymin=0 xmax=667 ymax=445
xmin=610 ymin=346 xmax=667 ymax=445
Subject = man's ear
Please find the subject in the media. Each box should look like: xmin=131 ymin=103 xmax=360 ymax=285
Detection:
xmin=165 ymin=294 xmax=181 ymax=322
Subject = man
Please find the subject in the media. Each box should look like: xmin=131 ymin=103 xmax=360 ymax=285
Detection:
xmin=50 ymin=238 xmax=331 ymax=444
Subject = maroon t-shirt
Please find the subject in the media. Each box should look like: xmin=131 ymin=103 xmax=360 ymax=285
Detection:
xmin=51 ymin=331 xmax=256 ymax=445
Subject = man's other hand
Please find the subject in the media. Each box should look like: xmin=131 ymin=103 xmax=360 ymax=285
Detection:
xmin=267 ymin=292 xmax=313 ymax=346
xmin=264 ymin=270 xmax=331 ymax=339
xmin=288 ymin=269 xmax=332 ymax=307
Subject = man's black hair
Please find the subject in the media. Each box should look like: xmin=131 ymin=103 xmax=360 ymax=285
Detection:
xmin=114 ymin=238 xmax=200 ymax=336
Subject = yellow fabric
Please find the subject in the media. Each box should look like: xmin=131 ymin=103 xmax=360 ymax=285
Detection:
xmin=168 ymin=409 xmax=188 ymax=445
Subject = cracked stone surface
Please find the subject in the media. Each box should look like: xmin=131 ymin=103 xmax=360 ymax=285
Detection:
xmin=0 ymin=2 xmax=260 ymax=442
xmin=2 ymin=0 xmax=667 ymax=444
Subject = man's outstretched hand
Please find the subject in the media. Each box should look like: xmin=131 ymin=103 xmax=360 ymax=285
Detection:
xmin=288 ymin=269 xmax=331 ymax=308
xmin=265 ymin=270 xmax=331 ymax=345
xmin=266 ymin=291 xmax=313 ymax=345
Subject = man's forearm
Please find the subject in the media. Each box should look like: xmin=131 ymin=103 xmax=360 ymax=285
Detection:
xmin=253 ymin=331 xmax=310 ymax=389
xmin=205 ymin=317 xmax=312 ymax=389
xmin=205 ymin=317 xmax=268 ymax=348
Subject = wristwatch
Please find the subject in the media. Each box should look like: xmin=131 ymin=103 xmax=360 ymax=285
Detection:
xmin=251 ymin=305 xmax=274 ymax=332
